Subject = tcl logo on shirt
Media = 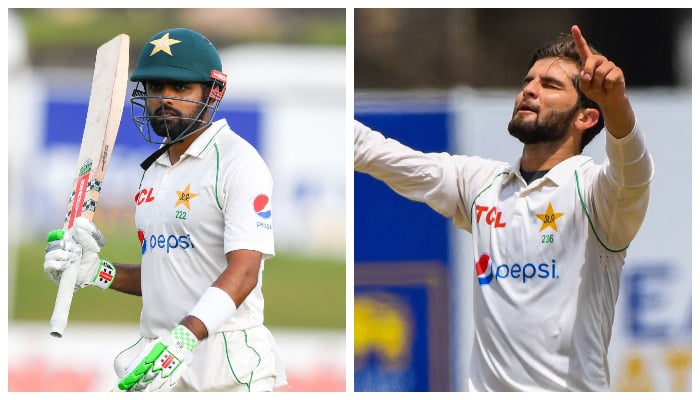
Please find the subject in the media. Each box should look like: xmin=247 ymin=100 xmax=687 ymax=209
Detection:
xmin=474 ymin=205 xmax=506 ymax=228
xmin=135 ymin=188 xmax=155 ymax=205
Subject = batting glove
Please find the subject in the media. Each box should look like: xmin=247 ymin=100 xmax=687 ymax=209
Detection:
xmin=116 ymin=325 xmax=199 ymax=392
xmin=71 ymin=217 xmax=116 ymax=290
xmin=44 ymin=230 xmax=82 ymax=286
xmin=44 ymin=216 xmax=116 ymax=291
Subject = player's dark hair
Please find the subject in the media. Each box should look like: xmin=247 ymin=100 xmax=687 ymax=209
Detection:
xmin=528 ymin=34 xmax=606 ymax=152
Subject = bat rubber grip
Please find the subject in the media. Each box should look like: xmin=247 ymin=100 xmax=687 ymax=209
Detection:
xmin=49 ymin=257 xmax=80 ymax=338
xmin=47 ymin=229 xmax=65 ymax=242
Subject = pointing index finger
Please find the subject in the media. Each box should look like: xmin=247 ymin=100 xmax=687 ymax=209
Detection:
xmin=571 ymin=25 xmax=592 ymax=62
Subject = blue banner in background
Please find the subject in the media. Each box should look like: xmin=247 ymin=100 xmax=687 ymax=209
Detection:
xmin=354 ymin=109 xmax=452 ymax=391
xmin=43 ymin=94 xmax=262 ymax=151
xmin=354 ymin=112 xmax=451 ymax=265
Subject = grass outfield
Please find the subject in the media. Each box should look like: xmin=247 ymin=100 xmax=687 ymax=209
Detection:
xmin=11 ymin=228 xmax=346 ymax=330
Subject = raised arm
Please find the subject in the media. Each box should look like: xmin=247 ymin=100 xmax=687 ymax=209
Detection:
xmin=572 ymin=25 xmax=635 ymax=138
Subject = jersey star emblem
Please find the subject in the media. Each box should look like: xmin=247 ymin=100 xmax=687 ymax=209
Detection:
xmin=175 ymin=183 xmax=199 ymax=210
xmin=536 ymin=202 xmax=564 ymax=232
xmin=149 ymin=33 xmax=182 ymax=56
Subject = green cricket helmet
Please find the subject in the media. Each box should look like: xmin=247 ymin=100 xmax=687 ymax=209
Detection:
xmin=129 ymin=28 xmax=227 ymax=158
xmin=131 ymin=27 xmax=223 ymax=84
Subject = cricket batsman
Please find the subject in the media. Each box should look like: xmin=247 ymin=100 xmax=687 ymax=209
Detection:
xmin=43 ymin=27 xmax=286 ymax=392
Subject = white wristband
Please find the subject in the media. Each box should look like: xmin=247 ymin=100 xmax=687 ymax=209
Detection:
xmin=188 ymin=286 xmax=237 ymax=337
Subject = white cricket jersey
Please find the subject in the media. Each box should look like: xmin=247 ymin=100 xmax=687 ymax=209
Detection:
xmin=135 ymin=119 xmax=274 ymax=338
xmin=354 ymin=120 xmax=654 ymax=391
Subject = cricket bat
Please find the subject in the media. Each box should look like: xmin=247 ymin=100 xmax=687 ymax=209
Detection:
xmin=49 ymin=34 xmax=130 ymax=338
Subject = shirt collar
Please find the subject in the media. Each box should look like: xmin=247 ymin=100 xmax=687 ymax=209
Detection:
xmin=183 ymin=119 xmax=228 ymax=159
xmin=545 ymin=155 xmax=592 ymax=185
xmin=152 ymin=119 xmax=228 ymax=166
xmin=508 ymin=154 xmax=592 ymax=186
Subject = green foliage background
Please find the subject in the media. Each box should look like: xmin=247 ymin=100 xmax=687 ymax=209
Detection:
xmin=11 ymin=227 xmax=346 ymax=330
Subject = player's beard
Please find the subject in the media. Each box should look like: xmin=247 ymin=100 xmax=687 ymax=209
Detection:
xmin=507 ymin=104 xmax=579 ymax=145
xmin=148 ymin=103 xmax=204 ymax=142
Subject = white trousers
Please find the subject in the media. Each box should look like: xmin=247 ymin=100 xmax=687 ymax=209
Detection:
xmin=113 ymin=325 xmax=287 ymax=392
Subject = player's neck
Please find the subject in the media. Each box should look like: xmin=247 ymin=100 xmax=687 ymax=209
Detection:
xmin=167 ymin=130 xmax=204 ymax=165
xmin=519 ymin=135 xmax=579 ymax=172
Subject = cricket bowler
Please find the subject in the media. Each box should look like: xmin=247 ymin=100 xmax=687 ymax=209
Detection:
xmin=354 ymin=25 xmax=653 ymax=391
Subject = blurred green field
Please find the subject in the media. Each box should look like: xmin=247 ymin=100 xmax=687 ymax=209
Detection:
xmin=10 ymin=227 xmax=346 ymax=330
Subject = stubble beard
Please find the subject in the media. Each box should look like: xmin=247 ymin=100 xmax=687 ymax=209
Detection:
xmin=507 ymin=104 xmax=579 ymax=145
xmin=148 ymin=105 xmax=203 ymax=142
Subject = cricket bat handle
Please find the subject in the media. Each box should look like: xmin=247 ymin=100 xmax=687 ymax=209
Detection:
xmin=49 ymin=256 xmax=80 ymax=338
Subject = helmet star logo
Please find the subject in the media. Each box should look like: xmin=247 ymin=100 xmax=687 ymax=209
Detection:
xmin=175 ymin=183 xmax=199 ymax=210
xmin=536 ymin=202 xmax=564 ymax=232
xmin=149 ymin=33 xmax=182 ymax=56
